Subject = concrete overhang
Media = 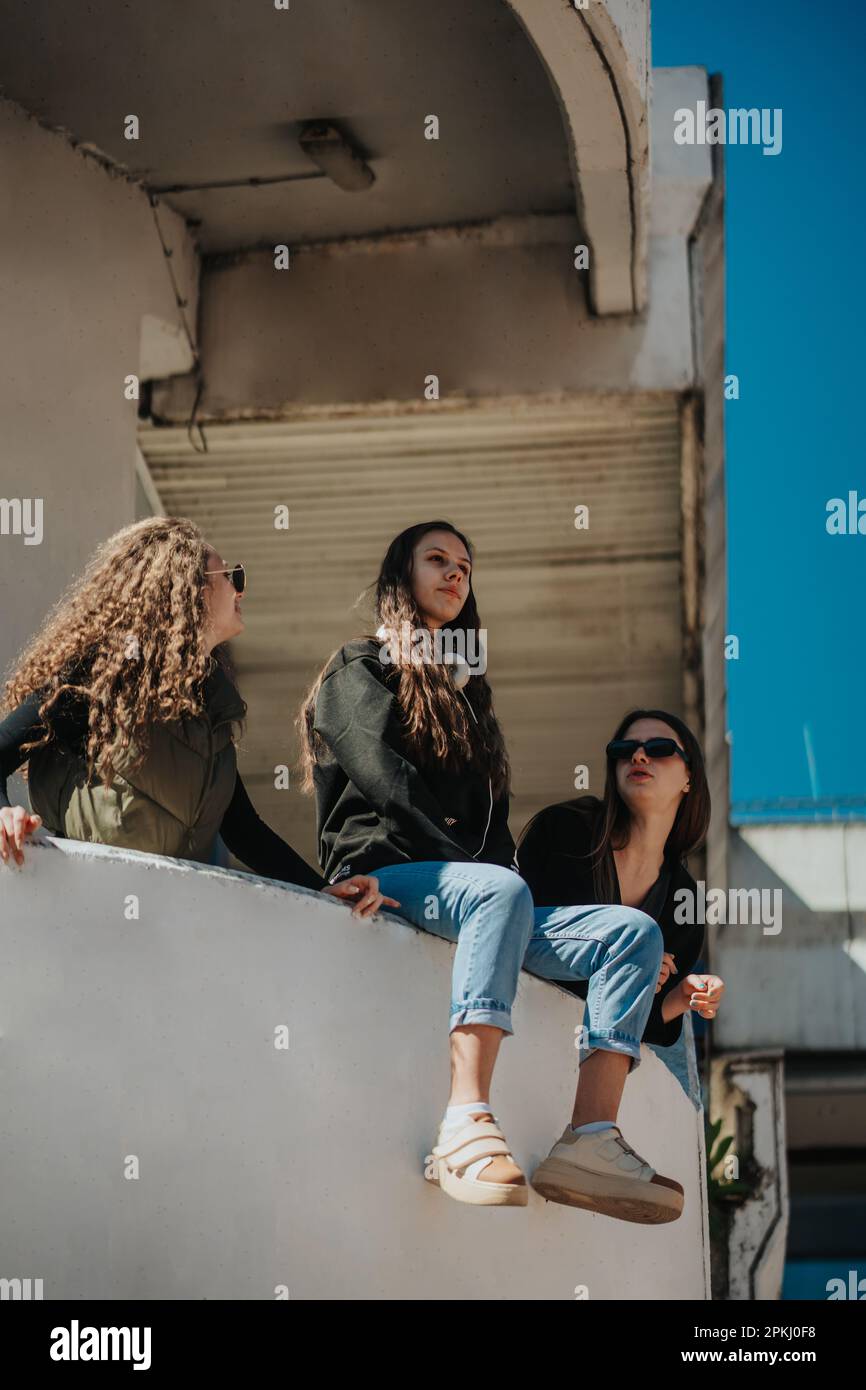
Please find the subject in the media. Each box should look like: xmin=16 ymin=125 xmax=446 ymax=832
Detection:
xmin=0 ymin=0 xmax=651 ymax=317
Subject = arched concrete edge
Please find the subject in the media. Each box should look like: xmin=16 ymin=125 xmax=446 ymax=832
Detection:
xmin=504 ymin=0 xmax=649 ymax=316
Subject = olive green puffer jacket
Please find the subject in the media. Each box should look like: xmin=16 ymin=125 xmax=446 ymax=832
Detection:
xmin=27 ymin=663 xmax=246 ymax=863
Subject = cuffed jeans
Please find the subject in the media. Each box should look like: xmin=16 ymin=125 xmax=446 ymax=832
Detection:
xmin=372 ymin=860 xmax=664 ymax=1074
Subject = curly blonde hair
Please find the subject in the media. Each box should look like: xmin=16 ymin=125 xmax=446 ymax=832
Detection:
xmin=3 ymin=516 xmax=237 ymax=786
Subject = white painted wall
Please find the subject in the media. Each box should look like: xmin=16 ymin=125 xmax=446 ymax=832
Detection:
xmin=716 ymin=824 xmax=866 ymax=1050
xmin=0 ymin=837 xmax=710 ymax=1300
xmin=0 ymin=96 xmax=199 ymax=686
xmin=710 ymin=1053 xmax=788 ymax=1301
xmin=604 ymin=0 xmax=651 ymax=97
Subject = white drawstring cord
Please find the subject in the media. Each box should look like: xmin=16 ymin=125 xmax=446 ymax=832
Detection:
xmin=459 ymin=689 xmax=494 ymax=860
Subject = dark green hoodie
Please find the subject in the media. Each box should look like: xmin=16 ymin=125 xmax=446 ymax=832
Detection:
xmin=25 ymin=661 xmax=247 ymax=863
xmin=0 ymin=657 xmax=325 ymax=886
xmin=312 ymin=638 xmax=515 ymax=882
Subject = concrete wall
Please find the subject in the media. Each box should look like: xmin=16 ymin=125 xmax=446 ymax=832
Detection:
xmin=715 ymin=823 xmax=866 ymax=1051
xmin=686 ymin=69 xmax=729 ymax=898
xmin=0 ymin=96 xmax=199 ymax=686
xmin=0 ymin=836 xmax=710 ymax=1300
xmin=151 ymin=67 xmax=713 ymax=423
xmin=151 ymin=231 xmax=697 ymax=422
xmin=503 ymin=0 xmax=650 ymax=314
xmin=710 ymin=1052 xmax=788 ymax=1301
xmin=604 ymin=0 xmax=651 ymax=98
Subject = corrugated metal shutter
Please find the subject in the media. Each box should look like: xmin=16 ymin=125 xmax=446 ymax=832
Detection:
xmin=139 ymin=393 xmax=684 ymax=867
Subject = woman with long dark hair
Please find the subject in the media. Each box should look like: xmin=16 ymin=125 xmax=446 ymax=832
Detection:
xmin=0 ymin=517 xmax=396 ymax=920
xmin=298 ymin=521 xmax=687 ymax=1223
xmin=516 ymin=710 xmax=726 ymax=1158
xmin=516 ymin=710 xmax=726 ymax=1209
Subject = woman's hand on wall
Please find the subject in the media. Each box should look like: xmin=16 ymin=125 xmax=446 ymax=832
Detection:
xmin=320 ymin=875 xmax=400 ymax=919
xmin=0 ymin=806 xmax=42 ymax=867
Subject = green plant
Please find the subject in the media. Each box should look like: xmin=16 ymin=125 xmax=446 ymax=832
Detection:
xmin=705 ymin=1116 xmax=754 ymax=1245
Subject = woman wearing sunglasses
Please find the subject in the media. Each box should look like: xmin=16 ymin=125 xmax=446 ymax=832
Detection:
xmin=516 ymin=709 xmax=726 ymax=1136
xmin=0 ymin=516 xmax=396 ymax=919
xmin=297 ymin=522 xmax=689 ymax=1223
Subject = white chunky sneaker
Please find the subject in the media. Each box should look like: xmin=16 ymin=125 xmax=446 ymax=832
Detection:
xmin=531 ymin=1124 xmax=684 ymax=1224
xmin=423 ymin=1111 xmax=528 ymax=1207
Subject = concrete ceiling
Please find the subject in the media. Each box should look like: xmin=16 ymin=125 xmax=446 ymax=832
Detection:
xmin=0 ymin=0 xmax=576 ymax=254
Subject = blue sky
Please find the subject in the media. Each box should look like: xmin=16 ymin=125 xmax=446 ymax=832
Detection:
xmin=653 ymin=1 xmax=864 ymax=817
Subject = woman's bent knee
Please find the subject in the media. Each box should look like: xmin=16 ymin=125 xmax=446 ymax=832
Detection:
xmin=621 ymin=908 xmax=664 ymax=962
xmin=480 ymin=864 xmax=534 ymax=912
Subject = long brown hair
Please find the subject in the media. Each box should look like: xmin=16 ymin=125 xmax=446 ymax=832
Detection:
xmin=297 ymin=520 xmax=510 ymax=796
xmin=3 ymin=516 xmax=242 ymax=787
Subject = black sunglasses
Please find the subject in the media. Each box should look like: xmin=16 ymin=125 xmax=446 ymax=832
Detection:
xmin=205 ymin=562 xmax=246 ymax=594
xmin=606 ymin=737 xmax=690 ymax=766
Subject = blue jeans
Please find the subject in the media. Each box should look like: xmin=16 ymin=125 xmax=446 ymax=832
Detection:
xmin=372 ymin=861 xmax=664 ymax=1074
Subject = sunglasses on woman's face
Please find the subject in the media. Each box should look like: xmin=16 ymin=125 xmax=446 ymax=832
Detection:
xmin=205 ymin=562 xmax=246 ymax=594
xmin=606 ymin=737 xmax=690 ymax=766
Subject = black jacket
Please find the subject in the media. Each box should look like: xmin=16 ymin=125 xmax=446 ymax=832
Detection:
xmin=311 ymin=638 xmax=515 ymax=881
xmin=515 ymin=796 xmax=705 ymax=1047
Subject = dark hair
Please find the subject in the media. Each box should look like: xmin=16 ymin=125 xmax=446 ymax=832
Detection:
xmin=588 ymin=708 xmax=710 ymax=898
xmin=516 ymin=708 xmax=710 ymax=900
xmin=297 ymin=520 xmax=510 ymax=796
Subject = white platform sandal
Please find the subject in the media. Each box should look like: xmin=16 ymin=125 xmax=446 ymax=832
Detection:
xmin=424 ymin=1111 xmax=528 ymax=1207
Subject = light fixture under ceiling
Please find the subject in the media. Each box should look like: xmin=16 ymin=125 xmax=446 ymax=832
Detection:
xmin=298 ymin=121 xmax=375 ymax=192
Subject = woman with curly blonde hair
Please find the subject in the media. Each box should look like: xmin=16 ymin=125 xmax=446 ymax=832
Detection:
xmin=0 ymin=516 xmax=396 ymax=919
